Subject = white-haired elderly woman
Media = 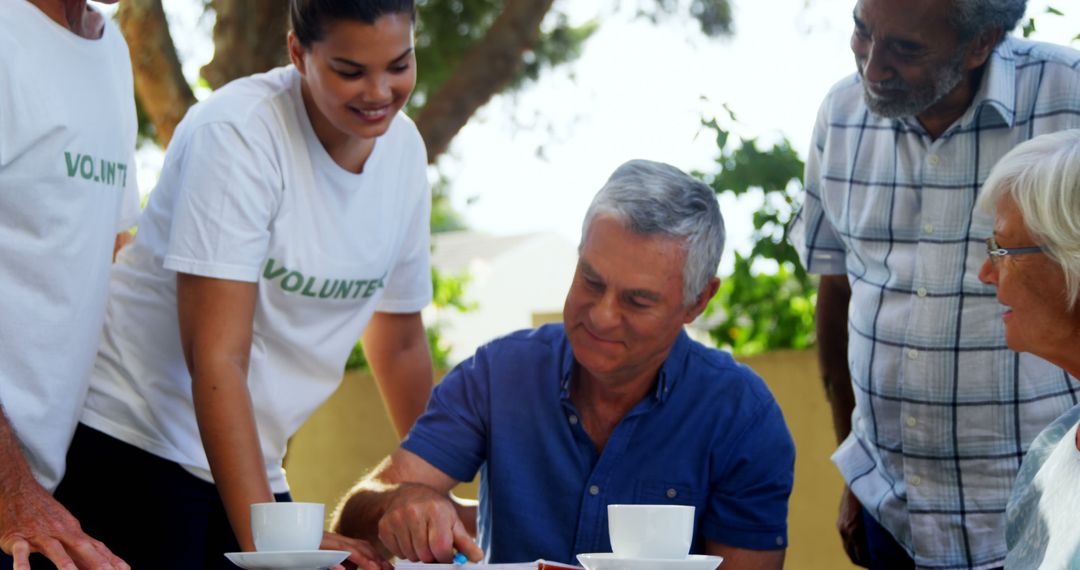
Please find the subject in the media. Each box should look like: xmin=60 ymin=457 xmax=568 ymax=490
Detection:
xmin=977 ymin=129 xmax=1080 ymax=569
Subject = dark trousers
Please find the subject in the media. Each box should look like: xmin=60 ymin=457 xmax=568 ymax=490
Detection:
xmin=862 ymin=508 xmax=916 ymax=570
xmin=2 ymin=424 xmax=290 ymax=570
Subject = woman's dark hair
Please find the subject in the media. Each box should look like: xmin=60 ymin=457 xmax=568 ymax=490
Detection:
xmin=290 ymin=0 xmax=416 ymax=47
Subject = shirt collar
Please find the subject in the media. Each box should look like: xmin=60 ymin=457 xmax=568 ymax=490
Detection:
xmin=654 ymin=329 xmax=690 ymax=402
xmin=965 ymin=36 xmax=1017 ymax=128
xmin=559 ymin=329 xmax=692 ymax=404
xmin=559 ymin=334 xmax=574 ymax=398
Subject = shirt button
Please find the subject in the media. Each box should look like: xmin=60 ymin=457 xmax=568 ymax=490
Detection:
xmin=775 ymin=536 xmax=784 ymax=546
xmin=666 ymin=488 xmax=678 ymax=499
xmin=927 ymin=154 xmax=940 ymax=166
xmin=910 ymin=475 xmax=922 ymax=487
xmin=916 ymin=287 xmax=927 ymax=298
xmin=906 ymin=416 xmax=917 ymax=427
xmin=923 ymin=223 xmax=934 ymax=234
xmin=908 ymin=349 xmax=919 ymax=360
xmin=568 ymin=415 xmax=579 ymax=425
xmin=589 ymin=485 xmax=600 ymax=496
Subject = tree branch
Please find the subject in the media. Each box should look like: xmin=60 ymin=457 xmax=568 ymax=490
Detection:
xmin=119 ymin=0 xmax=196 ymax=147
xmin=415 ymin=0 xmax=556 ymax=162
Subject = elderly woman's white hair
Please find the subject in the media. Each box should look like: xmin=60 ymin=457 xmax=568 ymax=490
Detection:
xmin=977 ymin=129 xmax=1080 ymax=308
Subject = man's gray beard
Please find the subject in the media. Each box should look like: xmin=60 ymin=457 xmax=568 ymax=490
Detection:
xmin=861 ymin=55 xmax=966 ymax=119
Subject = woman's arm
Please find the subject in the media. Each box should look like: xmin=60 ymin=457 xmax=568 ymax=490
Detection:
xmin=177 ymin=272 xmax=271 ymax=552
xmin=362 ymin=312 xmax=434 ymax=439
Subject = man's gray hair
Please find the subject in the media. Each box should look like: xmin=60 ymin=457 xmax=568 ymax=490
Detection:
xmin=977 ymin=129 xmax=1080 ymax=309
xmin=580 ymin=159 xmax=725 ymax=304
xmin=950 ymin=0 xmax=1027 ymax=40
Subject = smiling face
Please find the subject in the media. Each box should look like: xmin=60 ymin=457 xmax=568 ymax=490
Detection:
xmin=850 ymin=0 xmax=971 ymax=118
xmin=288 ymin=12 xmax=416 ymax=149
xmin=563 ymin=216 xmax=714 ymax=388
xmin=978 ymin=195 xmax=1080 ymax=358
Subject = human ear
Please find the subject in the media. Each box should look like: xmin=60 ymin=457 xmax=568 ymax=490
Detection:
xmin=287 ymin=31 xmax=307 ymax=74
xmin=963 ymin=28 xmax=1004 ymax=71
xmin=684 ymin=277 xmax=721 ymax=323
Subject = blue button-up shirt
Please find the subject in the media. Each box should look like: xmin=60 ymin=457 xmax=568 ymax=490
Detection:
xmin=402 ymin=324 xmax=794 ymax=564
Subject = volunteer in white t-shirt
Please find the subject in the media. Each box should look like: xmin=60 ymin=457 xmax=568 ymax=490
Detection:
xmin=0 ymin=1 xmax=137 ymax=569
xmin=974 ymin=131 xmax=1080 ymax=569
xmin=53 ymin=2 xmax=431 ymax=569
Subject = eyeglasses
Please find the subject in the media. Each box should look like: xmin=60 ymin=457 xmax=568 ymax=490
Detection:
xmin=985 ymin=237 xmax=1043 ymax=264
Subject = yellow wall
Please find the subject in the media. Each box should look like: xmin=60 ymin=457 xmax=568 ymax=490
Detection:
xmin=284 ymin=349 xmax=858 ymax=569
xmin=738 ymin=350 xmax=859 ymax=570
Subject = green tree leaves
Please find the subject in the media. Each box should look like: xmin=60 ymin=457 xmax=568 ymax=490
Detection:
xmin=345 ymin=268 xmax=474 ymax=372
xmin=695 ymin=117 xmax=815 ymax=356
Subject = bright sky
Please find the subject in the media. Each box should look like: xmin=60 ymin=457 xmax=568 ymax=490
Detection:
xmin=110 ymin=0 xmax=1080 ymax=275
xmin=439 ymin=0 xmax=1080 ymax=274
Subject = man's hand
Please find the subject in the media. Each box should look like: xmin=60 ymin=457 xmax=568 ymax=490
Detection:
xmin=320 ymin=531 xmax=392 ymax=570
xmin=376 ymin=483 xmax=483 ymax=563
xmin=0 ymin=478 xmax=128 ymax=570
xmin=837 ymin=485 xmax=869 ymax=568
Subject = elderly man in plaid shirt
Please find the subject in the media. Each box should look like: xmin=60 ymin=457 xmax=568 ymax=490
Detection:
xmin=791 ymin=0 xmax=1080 ymax=568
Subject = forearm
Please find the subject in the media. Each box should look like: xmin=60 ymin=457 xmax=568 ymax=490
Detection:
xmin=192 ymin=361 xmax=273 ymax=552
xmin=113 ymin=231 xmax=132 ymax=262
xmin=706 ymin=541 xmax=784 ymax=570
xmin=0 ymin=405 xmax=38 ymax=503
xmin=364 ymin=313 xmax=434 ymax=439
xmin=332 ymin=449 xmax=461 ymax=542
xmin=332 ymin=477 xmax=399 ymax=543
xmin=373 ymin=348 xmax=433 ymax=439
xmin=177 ymin=273 xmax=265 ymax=549
xmin=815 ymin=274 xmax=855 ymax=444
xmin=0 ymin=405 xmax=130 ymax=568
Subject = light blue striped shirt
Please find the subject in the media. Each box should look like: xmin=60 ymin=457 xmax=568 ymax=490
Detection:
xmin=791 ymin=36 xmax=1080 ymax=570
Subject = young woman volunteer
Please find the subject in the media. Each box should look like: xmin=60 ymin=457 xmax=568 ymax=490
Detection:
xmin=53 ymin=2 xmax=429 ymax=569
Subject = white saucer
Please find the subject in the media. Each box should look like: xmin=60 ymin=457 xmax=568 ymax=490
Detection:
xmin=577 ymin=553 xmax=723 ymax=570
xmin=224 ymin=550 xmax=349 ymax=570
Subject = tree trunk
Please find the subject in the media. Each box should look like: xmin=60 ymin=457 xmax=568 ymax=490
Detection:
xmin=200 ymin=0 xmax=290 ymax=90
xmin=415 ymin=0 xmax=556 ymax=162
xmin=119 ymin=0 xmax=196 ymax=147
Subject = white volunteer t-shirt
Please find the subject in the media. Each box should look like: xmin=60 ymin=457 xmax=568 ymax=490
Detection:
xmin=0 ymin=1 xmax=139 ymax=492
xmin=83 ymin=66 xmax=432 ymax=493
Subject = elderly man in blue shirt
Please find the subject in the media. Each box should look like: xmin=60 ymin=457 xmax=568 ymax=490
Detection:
xmin=332 ymin=159 xmax=795 ymax=570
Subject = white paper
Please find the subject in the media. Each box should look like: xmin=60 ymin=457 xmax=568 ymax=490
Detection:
xmin=393 ymin=560 xmax=578 ymax=569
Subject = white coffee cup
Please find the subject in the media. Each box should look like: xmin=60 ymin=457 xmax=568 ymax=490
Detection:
xmin=608 ymin=504 xmax=694 ymax=560
xmin=251 ymin=502 xmax=324 ymax=552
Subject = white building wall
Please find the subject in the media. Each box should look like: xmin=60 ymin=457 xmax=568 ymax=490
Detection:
xmin=431 ymin=233 xmax=577 ymax=365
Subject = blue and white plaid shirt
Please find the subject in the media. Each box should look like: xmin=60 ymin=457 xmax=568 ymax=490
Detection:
xmin=791 ymin=37 xmax=1080 ymax=570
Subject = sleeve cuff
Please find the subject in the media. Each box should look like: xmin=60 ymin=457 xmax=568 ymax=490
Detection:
xmin=376 ymin=295 xmax=433 ymax=314
xmin=163 ymin=255 xmax=260 ymax=282
xmin=701 ymin=520 xmax=788 ymax=551
xmin=803 ymin=250 xmax=848 ymax=275
xmin=401 ymin=431 xmax=478 ymax=483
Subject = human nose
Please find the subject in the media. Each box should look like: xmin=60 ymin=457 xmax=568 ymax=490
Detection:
xmin=589 ymin=291 xmax=620 ymax=330
xmin=856 ymin=38 xmax=891 ymax=85
xmin=978 ymin=255 xmax=997 ymax=286
xmin=365 ymin=73 xmax=392 ymax=102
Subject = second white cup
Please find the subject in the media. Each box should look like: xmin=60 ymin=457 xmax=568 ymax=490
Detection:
xmin=251 ymin=502 xmax=324 ymax=552
xmin=608 ymin=504 xmax=694 ymax=560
